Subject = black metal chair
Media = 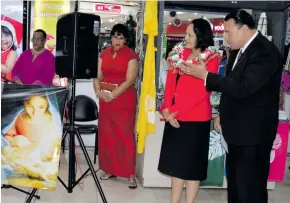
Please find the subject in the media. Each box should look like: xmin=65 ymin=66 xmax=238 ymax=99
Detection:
xmin=62 ymin=95 xmax=99 ymax=164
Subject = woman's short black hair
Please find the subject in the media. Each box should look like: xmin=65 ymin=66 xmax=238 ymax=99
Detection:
xmin=1 ymin=25 xmax=17 ymax=51
xmin=110 ymin=24 xmax=129 ymax=39
xmin=225 ymin=9 xmax=255 ymax=29
xmin=191 ymin=18 xmax=214 ymax=51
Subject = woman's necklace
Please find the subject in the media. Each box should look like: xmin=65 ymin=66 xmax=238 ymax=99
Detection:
xmin=32 ymin=48 xmax=45 ymax=62
xmin=32 ymin=48 xmax=45 ymax=54
xmin=188 ymin=51 xmax=200 ymax=61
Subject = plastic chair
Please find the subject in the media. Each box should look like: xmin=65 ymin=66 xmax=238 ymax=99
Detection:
xmin=62 ymin=95 xmax=99 ymax=164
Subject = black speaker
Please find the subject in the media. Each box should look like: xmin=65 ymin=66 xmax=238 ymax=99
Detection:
xmin=55 ymin=12 xmax=100 ymax=79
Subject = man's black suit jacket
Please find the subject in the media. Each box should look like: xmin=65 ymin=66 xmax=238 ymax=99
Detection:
xmin=206 ymin=33 xmax=283 ymax=145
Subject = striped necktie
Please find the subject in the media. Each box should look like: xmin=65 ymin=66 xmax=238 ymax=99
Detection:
xmin=232 ymin=50 xmax=243 ymax=70
xmin=237 ymin=50 xmax=242 ymax=61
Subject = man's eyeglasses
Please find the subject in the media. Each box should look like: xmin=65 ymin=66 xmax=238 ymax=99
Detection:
xmin=31 ymin=37 xmax=44 ymax=42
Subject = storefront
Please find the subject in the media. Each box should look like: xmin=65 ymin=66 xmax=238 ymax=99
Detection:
xmin=1 ymin=0 xmax=141 ymax=147
xmin=136 ymin=1 xmax=290 ymax=189
xmin=2 ymin=0 xmax=290 ymax=189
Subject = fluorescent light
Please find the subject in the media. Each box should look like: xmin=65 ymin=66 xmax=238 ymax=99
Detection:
xmin=194 ymin=13 xmax=198 ymax=15
xmin=188 ymin=19 xmax=192 ymax=21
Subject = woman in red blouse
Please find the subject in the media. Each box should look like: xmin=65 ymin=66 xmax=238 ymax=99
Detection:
xmin=93 ymin=24 xmax=138 ymax=189
xmin=158 ymin=19 xmax=220 ymax=203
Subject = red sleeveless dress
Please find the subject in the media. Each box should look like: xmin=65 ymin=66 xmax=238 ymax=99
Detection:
xmin=98 ymin=46 xmax=138 ymax=178
xmin=1 ymin=49 xmax=13 ymax=82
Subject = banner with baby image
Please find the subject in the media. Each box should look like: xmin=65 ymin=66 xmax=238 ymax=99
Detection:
xmin=1 ymin=84 xmax=68 ymax=190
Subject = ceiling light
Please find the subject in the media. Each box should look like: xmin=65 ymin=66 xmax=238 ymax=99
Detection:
xmin=176 ymin=12 xmax=184 ymax=15
xmin=101 ymin=20 xmax=103 ymax=24
xmin=115 ymin=22 xmax=118 ymax=24
xmin=194 ymin=13 xmax=198 ymax=15
xmin=109 ymin=18 xmax=115 ymax=23
xmin=188 ymin=19 xmax=192 ymax=21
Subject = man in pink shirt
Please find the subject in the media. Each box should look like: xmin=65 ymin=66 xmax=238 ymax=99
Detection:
xmin=12 ymin=29 xmax=55 ymax=86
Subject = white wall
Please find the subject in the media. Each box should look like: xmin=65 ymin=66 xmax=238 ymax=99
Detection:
xmin=75 ymin=79 xmax=99 ymax=147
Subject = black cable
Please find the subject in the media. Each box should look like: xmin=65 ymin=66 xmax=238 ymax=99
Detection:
xmin=84 ymin=169 xmax=100 ymax=179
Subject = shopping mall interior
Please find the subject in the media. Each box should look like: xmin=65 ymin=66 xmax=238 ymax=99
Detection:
xmin=1 ymin=0 xmax=290 ymax=202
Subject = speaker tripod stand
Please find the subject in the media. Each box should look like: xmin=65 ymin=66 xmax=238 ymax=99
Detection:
xmin=57 ymin=77 xmax=107 ymax=203
xmin=1 ymin=185 xmax=40 ymax=202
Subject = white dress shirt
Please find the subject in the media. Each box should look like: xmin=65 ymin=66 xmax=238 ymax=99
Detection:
xmin=204 ymin=31 xmax=259 ymax=85
xmin=231 ymin=31 xmax=259 ymax=70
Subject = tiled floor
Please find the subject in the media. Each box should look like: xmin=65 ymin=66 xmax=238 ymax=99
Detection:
xmin=2 ymin=149 xmax=290 ymax=203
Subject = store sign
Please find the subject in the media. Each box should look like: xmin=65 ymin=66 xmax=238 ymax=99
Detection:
xmin=34 ymin=0 xmax=70 ymax=54
xmin=166 ymin=23 xmax=189 ymax=35
xmin=213 ymin=21 xmax=224 ymax=34
xmin=94 ymin=3 xmax=122 ymax=13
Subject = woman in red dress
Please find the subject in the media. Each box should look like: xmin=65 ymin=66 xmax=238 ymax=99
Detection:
xmin=93 ymin=24 xmax=138 ymax=189
xmin=158 ymin=19 xmax=220 ymax=203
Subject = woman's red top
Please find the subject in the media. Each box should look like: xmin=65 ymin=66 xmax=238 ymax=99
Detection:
xmin=160 ymin=50 xmax=220 ymax=122
xmin=1 ymin=49 xmax=13 ymax=81
xmin=100 ymin=45 xmax=138 ymax=109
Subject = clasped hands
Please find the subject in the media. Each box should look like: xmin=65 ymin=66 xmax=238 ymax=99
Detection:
xmin=96 ymin=91 xmax=115 ymax=102
xmin=162 ymin=108 xmax=180 ymax=128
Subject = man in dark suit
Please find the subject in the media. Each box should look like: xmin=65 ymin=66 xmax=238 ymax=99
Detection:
xmin=180 ymin=10 xmax=282 ymax=203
